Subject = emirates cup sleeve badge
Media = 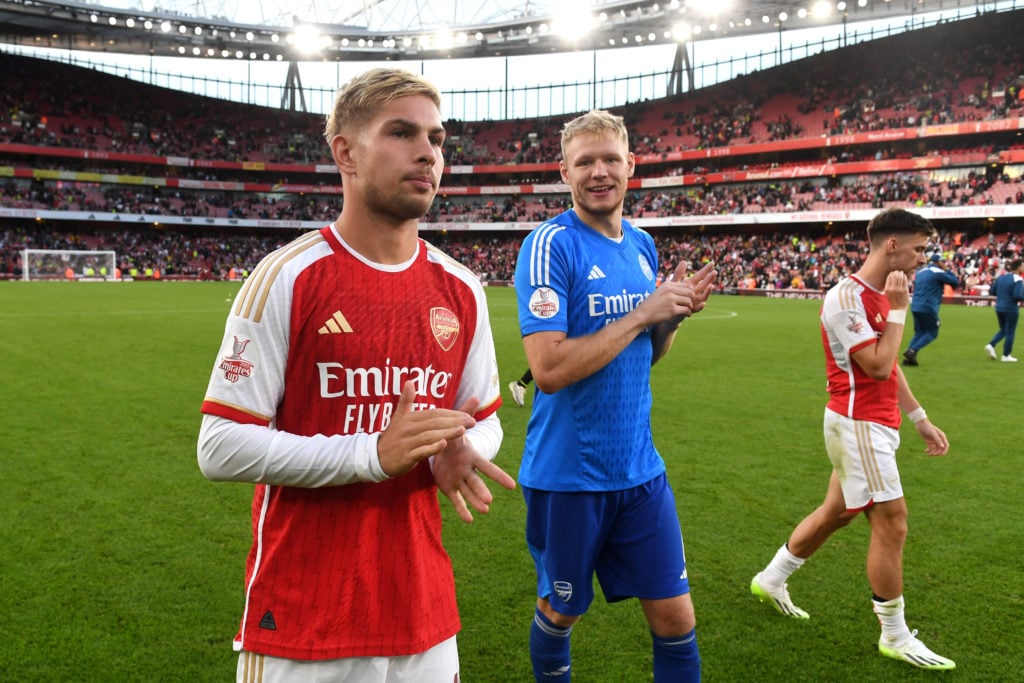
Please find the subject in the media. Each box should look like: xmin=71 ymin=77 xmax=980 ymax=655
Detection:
xmin=219 ymin=335 xmax=255 ymax=383
xmin=430 ymin=307 xmax=460 ymax=351
xmin=529 ymin=287 xmax=559 ymax=319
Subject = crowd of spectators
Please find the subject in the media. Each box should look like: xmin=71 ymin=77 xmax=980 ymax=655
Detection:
xmin=4 ymin=12 xmax=1024 ymax=293
xmin=4 ymin=224 xmax=1021 ymax=297
xmin=4 ymin=11 xmax=1024 ymax=170
xmin=0 ymin=179 xmax=345 ymax=222
xmin=4 ymin=10 xmax=1024 ymax=232
xmin=4 ymin=169 xmax=1021 ymax=223
xmin=617 ymin=11 xmax=1024 ymax=156
xmin=2 ymin=226 xmax=289 ymax=280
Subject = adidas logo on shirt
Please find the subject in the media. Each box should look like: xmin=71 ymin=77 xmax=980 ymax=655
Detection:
xmin=318 ymin=310 xmax=353 ymax=334
xmin=587 ymin=265 xmax=606 ymax=280
xmin=259 ymin=610 xmax=277 ymax=630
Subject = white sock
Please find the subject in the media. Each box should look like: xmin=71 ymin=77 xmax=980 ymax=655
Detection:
xmin=873 ymin=595 xmax=912 ymax=645
xmin=759 ymin=544 xmax=805 ymax=587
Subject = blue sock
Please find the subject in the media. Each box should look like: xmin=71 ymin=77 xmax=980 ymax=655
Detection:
xmin=652 ymin=628 xmax=700 ymax=682
xmin=530 ymin=607 xmax=572 ymax=681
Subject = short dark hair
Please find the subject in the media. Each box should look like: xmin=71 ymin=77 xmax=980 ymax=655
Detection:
xmin=1010 ymin=259 xmax=1023 ymax=271
xmin=865 ymin=208 xmax=936 ymax=245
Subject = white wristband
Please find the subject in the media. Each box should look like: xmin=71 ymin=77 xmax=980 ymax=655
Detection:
xmin=907 ymin=407 xmax=927 ymax=423
xmin=886 ymin=309 xmax=907 ymax=325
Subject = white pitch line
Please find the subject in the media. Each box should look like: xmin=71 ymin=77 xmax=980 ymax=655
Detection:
xmin=689 ymin=308 xmax=738 ymax=320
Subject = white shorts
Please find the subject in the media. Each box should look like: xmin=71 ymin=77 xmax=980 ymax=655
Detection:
xmin=237 ymin=635 xmax=459 ymax=683
xmin=823 ymin=408 xmax=903 ymax=511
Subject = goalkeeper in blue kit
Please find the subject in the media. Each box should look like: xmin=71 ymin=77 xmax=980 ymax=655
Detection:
xmin=513 ymin=109 xmax=717 ymax=682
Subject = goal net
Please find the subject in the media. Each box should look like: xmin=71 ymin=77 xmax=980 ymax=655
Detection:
xmin=22 ymin=249 xmax=119 ymax=281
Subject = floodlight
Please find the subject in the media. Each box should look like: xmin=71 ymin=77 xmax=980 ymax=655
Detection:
xmin=291 ymin=24 xmax=322 ymax=54
xmin=552 ymin=0 xmax=595 ymax=43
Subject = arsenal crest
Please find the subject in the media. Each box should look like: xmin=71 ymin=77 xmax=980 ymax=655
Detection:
xmin=430 ymin=307 xmax=460 ymax=351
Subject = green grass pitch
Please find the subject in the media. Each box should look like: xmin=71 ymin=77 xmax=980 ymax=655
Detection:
xmin=1 ymin=282 xmax=1021 ymax=681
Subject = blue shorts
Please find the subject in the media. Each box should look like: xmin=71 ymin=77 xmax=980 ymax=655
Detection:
xmin=523 ymin=472 xmax=690 ymax=617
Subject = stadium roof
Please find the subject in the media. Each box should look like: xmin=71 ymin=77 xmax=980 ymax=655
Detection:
xmin=0 ymin=0 xmax=982 ymax=62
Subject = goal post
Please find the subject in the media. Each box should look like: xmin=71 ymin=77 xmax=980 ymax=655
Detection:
xmin=21 ymin=249 xmax=119 ymax=281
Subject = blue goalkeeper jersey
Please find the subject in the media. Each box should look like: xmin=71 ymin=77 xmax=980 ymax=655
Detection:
xmin=515 ymin=209 xmax=664 ymax=492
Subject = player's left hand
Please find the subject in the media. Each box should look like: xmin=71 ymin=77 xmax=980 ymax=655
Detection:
xmin=675 ymin=261 xmax=717 ymax=314
xmin=653 ymin=261 xmax=717 ymax=325
xmin=431 ymin=397 xmax=516 ymax=523
xmin=915 ymin=419 xmax=949 ymax=456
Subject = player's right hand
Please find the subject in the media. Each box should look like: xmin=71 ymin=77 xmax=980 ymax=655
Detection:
xmin=376 ymin=381 xmax=476 ymax=478
xmin=884 ymin=270 xmax=910 ymax=310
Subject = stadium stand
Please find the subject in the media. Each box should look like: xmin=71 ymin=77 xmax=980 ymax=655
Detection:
xmin=2 ymin=9 xmax=1024 ymax=290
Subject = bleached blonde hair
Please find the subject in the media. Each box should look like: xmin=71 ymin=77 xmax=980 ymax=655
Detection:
xmin=324 ymin=68 xmax=441 ymax=142
xmin=560 ymin=110 xmax=628 ymax=160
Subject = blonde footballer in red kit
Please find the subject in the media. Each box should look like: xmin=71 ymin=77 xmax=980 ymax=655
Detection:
xmin=198 ymin=68 xmax=515 ymax=683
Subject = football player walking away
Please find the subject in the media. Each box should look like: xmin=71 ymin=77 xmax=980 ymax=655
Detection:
xmin=514 ymin=109 xmax=717 ymax=682
xmin=751 ymin=208 xmax=955 ymax=671
xmin=984 ymin=258 xmax=1024 ymax=362
xmin=198 ymin=67 xmax=515 ymax=683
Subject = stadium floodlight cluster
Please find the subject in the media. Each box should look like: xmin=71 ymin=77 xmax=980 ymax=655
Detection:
xmin=21 ymin=249 xmax=118 ymax=282
xmin=0 ymin=0 xmax=961 ymax=63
